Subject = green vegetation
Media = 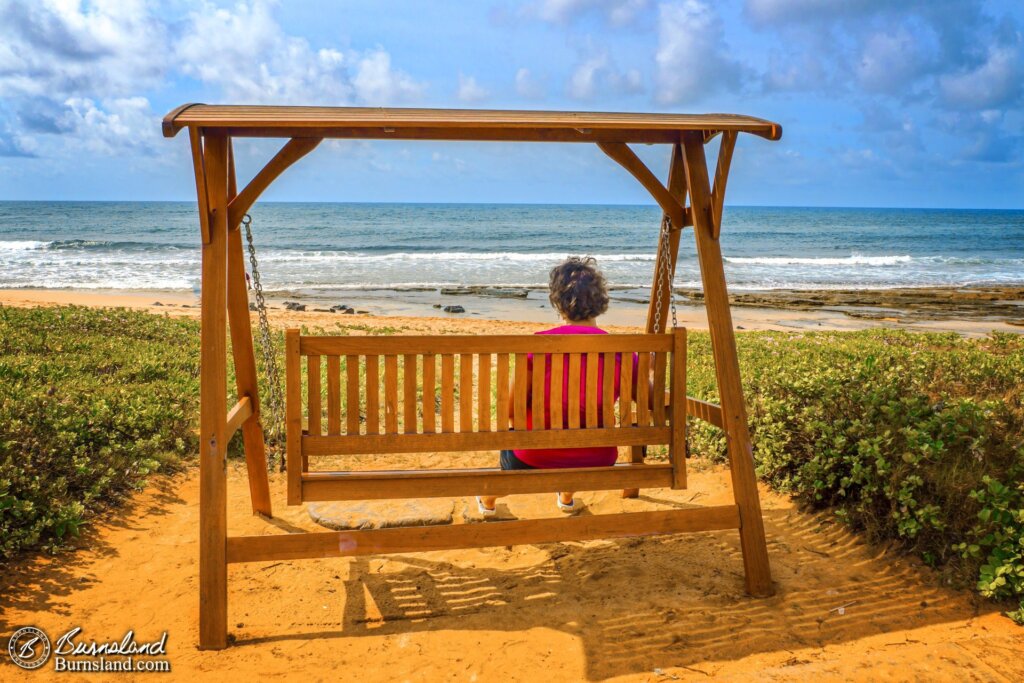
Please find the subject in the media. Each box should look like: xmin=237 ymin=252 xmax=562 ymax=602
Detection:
xmin=0 ymin=306 xmax=201 ymax=560
xmin=686 ymin=329 xmax=1024 ymax=622
xmin=1 ymin=307 xmax=1021 ymax=621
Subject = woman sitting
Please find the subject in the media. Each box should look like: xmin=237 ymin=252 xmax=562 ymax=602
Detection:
xmin=477 ymin=256 xmax=636 ymax=517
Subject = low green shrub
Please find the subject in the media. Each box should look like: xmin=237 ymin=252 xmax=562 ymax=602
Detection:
xmin=0 ymin=305 xmax=201 ymax=560
xmin=685 ymin=329 xmax=1024 ymax=617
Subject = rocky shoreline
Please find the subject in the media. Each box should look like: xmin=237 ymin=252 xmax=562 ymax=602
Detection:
xmin=674 ymin=286 xmax=1024 ymax=324
xmin=264 ymin=284 xmax=1024 ymax=326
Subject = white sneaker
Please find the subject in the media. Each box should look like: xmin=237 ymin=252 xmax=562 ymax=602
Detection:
xmin=556 ymin=494 xmax=576 ymax=513
xmin=476 ymin=496 xmax=497 ymax=518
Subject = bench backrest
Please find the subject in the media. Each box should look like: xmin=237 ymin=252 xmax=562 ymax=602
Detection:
xmin=284 ymin=329 xmax=687 ymax=503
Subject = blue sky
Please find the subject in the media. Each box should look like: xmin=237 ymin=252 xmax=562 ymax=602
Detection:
xmin=0 ymin=0 xmax=1021 ymax=208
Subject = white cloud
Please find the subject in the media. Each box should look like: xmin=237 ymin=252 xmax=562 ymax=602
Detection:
xmin=762 ymin=51 xmax=828 ymax=91
xmin=60 ymin=96 xmax=161 ymax=156
xmin=431 ymin=150 xmax=467 ymax=172
xmin=0 ymin=0 xmax=428 ymax=161
xmin=456 ymin=73 xmax=489 ymax=103
xmin=533 ymin=0 xmax=650 ymax=26
xmin=177 ymin=2 xmax=424 ymax=106
xmin=0 ymin=125 xmax=37 ymax=158
xmin=515 ymin=68 xmax=545 ymax=99
xmin=0 ymin=0 xmax=172 ymax=158
xmin=352 ymin=50 xmax=426 ymax=105
xmin=0 ymin=0 xmax=169 ymax=99
xmin=619 ymin=68 xmax=643 ymax=92
xmin=744 ymin=0 xmax=1022 ymax=116
xmin=176 ymin=0 xmax=353 ymax=104
xmin=655 ymin=1 xmax=742 ymax=104
xmin=856 ymin=25 xmax=937 ymax=94
xmin=940 ymin=44 xmax=1022 ymax=109
xmin=568 ymin=52 xmax=643 ymax=100
xmin=568 ymin=54 xmax=607 ymax=99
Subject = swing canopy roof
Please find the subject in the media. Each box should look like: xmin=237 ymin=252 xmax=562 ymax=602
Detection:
xmin=162 ymin=104 xmax=782 ymax=143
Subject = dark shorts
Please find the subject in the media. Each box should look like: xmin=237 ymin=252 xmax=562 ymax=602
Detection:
xmin=499 ymin=450 xmax=535 ymax=470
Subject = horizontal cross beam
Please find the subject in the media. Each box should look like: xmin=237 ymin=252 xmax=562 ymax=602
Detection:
xmin=227 ymin=505 xmax=741 ymax=563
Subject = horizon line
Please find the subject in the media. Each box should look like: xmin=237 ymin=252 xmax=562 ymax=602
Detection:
xmin=0 ymin=199 xmax=1021 ymax=212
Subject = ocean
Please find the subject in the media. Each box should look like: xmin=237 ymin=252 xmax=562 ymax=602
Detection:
xmin=1 ymin=202 xmax=1022 ymax=295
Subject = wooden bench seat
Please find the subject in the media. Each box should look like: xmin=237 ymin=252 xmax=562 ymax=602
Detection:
xmin=285 ymin=329 xmax=688 ymax=506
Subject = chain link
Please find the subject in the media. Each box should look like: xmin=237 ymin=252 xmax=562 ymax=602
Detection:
xmin=652 ymin=215 xmax=678 ymax=334
xmin=243 ymin=214 xmax=285 ymax=471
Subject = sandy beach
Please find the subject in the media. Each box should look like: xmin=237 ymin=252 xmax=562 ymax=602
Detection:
xmin=1 ymin=285 xmax=1022 ymax=337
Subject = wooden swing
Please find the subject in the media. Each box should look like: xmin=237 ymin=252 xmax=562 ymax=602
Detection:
xmin=163 ymin=104 xmax=782 ymax=650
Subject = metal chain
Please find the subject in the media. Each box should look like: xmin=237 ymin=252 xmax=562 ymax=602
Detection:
xmin=243 ymin=214 xmax=285 ymax=471
xmin=652 ymin=215 xmax=678 ymax=334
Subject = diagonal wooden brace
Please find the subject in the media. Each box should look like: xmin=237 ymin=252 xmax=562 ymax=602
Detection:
xmin=224 ymin=138 xmax=273 ymax=517
xmin=711 ymin=131 xmax=737 ymax=239
xmin=597 ymin=142 xmax=691 ymax=229
xmin=227 ymin=137 xmax=322 ymax=231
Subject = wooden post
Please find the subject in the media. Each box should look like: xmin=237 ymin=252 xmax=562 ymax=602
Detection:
xmin=681 ymin=131 xmax=773 ymax=597
xmin=198 ymin=132 xmax=230 ymax=649
xmin=623 ymin=143 xmax=689 ymax=498
xmin=225 ymin=139 xmax=272 ymax=517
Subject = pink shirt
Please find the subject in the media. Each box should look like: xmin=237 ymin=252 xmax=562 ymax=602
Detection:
xmin=513 ymin=324 xmax=636 ymax=469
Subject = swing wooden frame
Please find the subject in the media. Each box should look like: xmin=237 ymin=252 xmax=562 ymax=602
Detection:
xmin=163 ymin=104 xmax=782 ymax=650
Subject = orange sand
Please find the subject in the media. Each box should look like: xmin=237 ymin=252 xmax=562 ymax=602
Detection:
xmin=3 ymin=461 xmax=1021 ymax=681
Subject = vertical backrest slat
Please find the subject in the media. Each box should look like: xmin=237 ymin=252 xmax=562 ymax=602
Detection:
xmin=636 ymin=352 xmax=651 ymax=427
xmin=496 ymin=354 xmax=510 ymax=431
xmin=307 ymin=355 xmax=321 ymax=437
xmin=531 ymin=352 xmax=546 ymax=430
xmin=585 ymin=352 xmax=599 ymax=428
xmin=326 ymin=355 xmax=341 ymax=435
xmin=285 ymin=330 xmax=302 ymax=505
xmin=384 ymin=355 xmax=399 ymax=434
xmin=460 ymin=354 xmax=474 ymax=432
xmin=619 ymin=351 xmax=634 ymax=427
xmin=601 ymin=352 xmax=615 ymax=428
xmin=670 ymin=329 xmax=688 ymax=489
xmin=478 ymin=353 xmax=491 ymax=433
xmin=652 ymin=351 xmax=667 ymax=427
xmin=346 ymin=355 xmax=360 ymax=435
xmin=422 ymin=353 xmax=436 ymax=434
xmin=365 ymin=355 xmax=380 ymax=435
xmin=441 ymin=355 xmax=455 ymax=433
xmin=403 ymin=354 xmax=418 ymax=434
xmin=514 ymin=353 xmax=528 ymax=431
xmin=567 ymin=354 xmax=581 ymax=429
xmin=549 ymin=353 xmax=564 ymax=430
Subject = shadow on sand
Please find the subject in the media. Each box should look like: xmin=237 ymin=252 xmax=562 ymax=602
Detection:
xmin=0 ymin=476 xmax=186 ymax=640
xmin=233 ymin=498 xmax=996 ymax=680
